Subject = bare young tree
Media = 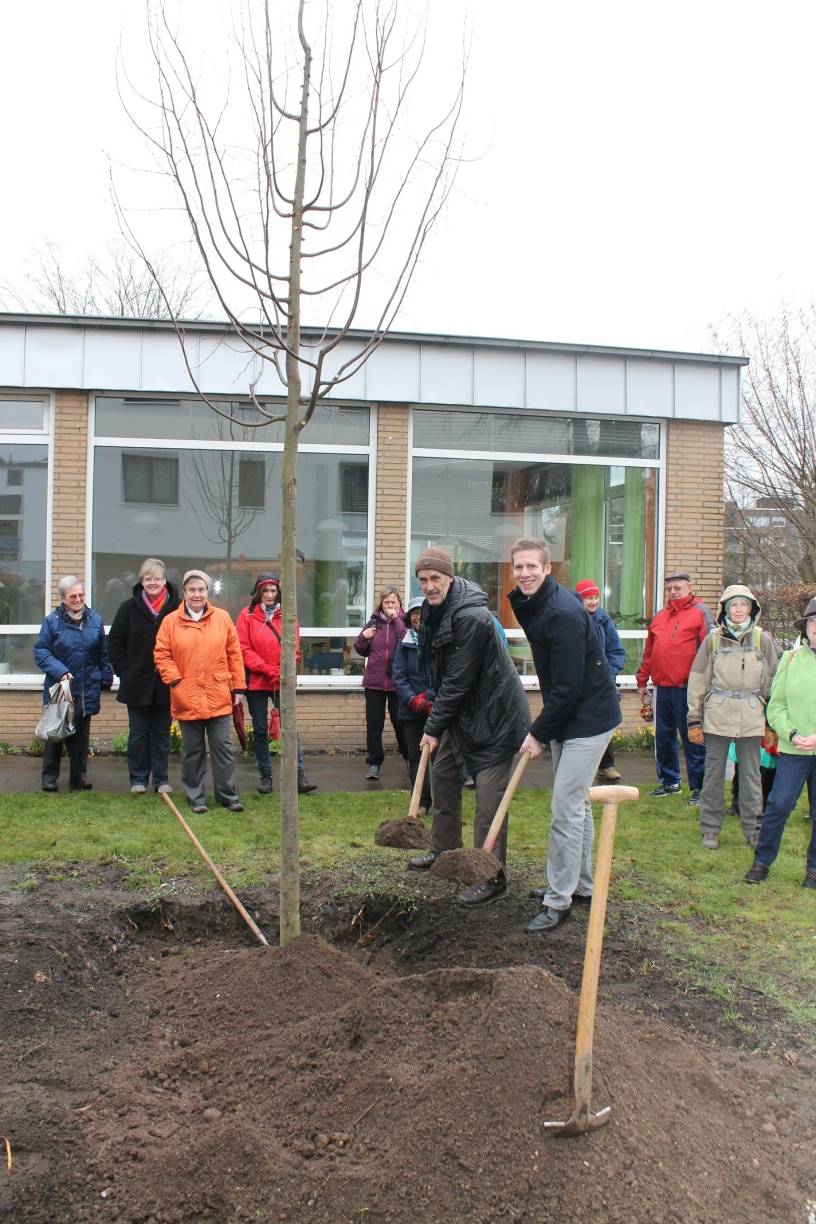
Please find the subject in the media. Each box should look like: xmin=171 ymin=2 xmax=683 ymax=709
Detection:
xmin=4 ymin=240 xmax=202 ymax=319
xmin=122 ymin=0 xmax=465 ymax=944
xmin=718 ymin=307 xmax=816 ymax=591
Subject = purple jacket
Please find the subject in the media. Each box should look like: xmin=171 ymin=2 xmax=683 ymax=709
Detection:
xmin=354 ymin=611 xmax=406 ymax=691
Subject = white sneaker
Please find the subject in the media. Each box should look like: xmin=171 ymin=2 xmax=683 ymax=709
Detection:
xmin=156 ymin=783 xmax=173 ymax=795
xmin=130 ymin=783 xmax=147 ymax=795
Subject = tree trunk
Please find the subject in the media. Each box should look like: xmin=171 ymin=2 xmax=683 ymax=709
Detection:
xmin=278 ymin=3 xmax=312 ymax=946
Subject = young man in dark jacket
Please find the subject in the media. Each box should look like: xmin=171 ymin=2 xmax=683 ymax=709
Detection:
xmin=407 ymin=547 xmax=530 ymax=906
xmin=509 ymin=539 xmax=621 ymax=933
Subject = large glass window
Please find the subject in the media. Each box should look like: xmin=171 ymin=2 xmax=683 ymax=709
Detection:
xmin=410 ymin=407 xmax=660 ymax=676
xmin=0 ymin=399 xmax=50 ymax=675
xmin=411 ymin=457 xmax=656 ymax=630
xmin=92 ymin=398 xmax=371 ymax=641
xmin=0 ymin=444 xmax=48 ymax=623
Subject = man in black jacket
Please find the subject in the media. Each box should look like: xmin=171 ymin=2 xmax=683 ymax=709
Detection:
xmin=508 ymin=538 xmax=621 ymax=933
xmin=407 ymin=547 xmax=530 ymax=906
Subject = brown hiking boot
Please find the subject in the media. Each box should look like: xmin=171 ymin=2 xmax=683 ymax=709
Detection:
xmin=744 ymin=861 xmax=769 ymax=884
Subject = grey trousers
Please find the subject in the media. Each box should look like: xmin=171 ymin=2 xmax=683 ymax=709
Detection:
xmin=429 ymin=732 xmax=515 ymax=866
xmin=700 ymin=733 xmax=762 ymax=840
xmin=179 ymin=715 xmax=240 ymax=807
xmin=541 ymin=731 xmax=613 ymax=911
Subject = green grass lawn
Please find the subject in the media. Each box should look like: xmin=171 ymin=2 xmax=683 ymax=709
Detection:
xmin=2 ymin=784 xmax=814 ymax=1041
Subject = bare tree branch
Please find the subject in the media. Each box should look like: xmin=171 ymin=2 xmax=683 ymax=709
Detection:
xmin=119 ymin=0 xmax=467 ymax=945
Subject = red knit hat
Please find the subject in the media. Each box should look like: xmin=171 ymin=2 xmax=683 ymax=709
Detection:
xmin=575 ymin=579 xmax=600 ymax=599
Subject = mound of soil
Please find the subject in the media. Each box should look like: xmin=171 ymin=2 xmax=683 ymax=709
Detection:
xmin=374 ymin=818 xmax=431 ymax=849
xmin=429 ymin=847 xmax=501 ymax=884
xmin=4 ymin=932 xmax=812 ymax=1223
xmin=2 ymin=870 xmax=815 ymax=1224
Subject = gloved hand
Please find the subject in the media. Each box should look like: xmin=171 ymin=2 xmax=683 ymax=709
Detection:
xmin=687 ymin=725 xmax=705 ymax=745
xmin=409 ymin=695 xmax=433 ymax=718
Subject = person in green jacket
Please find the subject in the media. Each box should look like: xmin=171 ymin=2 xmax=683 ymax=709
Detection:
xmin=745 ymin=596 xmax=816 ymax=889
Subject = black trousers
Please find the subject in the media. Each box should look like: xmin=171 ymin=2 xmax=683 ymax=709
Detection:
xmin=402 ymin=717 xmax=432 ymax=809
xmin=42 ymin=714 xmax=92 ymax=788
xmin=364 ymin=688 xmax=408 ymax=765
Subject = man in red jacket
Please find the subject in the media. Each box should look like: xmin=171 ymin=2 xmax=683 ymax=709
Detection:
xmin=636 ymin=571 xmax=713 ymax=804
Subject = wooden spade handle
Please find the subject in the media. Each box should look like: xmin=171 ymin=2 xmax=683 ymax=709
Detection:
xmin=161 ymin=793 xmax=269 ymax=947
xmin=408 ymin=742 xmax=431 ymax=819
xmin=571 ymin=785 xmax=639 ymax=1119
xmin=482 ymin=751 xmax=531 ymax=854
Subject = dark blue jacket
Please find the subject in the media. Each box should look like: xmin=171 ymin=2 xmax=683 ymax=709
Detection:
xmin=592 ymin=605 xmax=626 ymax=676
xmin=34 ymin=605 xmax=113 ymax=716
xmin=509 ymin=576 xmax=621 ymax=744
xmin=392 ymin=629 xmax=435 ymax=720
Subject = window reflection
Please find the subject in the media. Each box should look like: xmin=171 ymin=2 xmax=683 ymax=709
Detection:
xmin=92 ymin=448 xmax=369 ymax=627
xmin=411 ymin=457 xmax=656 ymax=630
xmin=0 ymin=445 xmax=48 ymax=624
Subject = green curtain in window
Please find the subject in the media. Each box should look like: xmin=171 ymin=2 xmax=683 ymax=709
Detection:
xmin=619 ymin=468 xmax=645 ymax=627
xmin=568 ymin=465 xmax=605 ymax=584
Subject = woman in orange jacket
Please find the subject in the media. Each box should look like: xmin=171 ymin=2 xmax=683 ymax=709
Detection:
xmin=154 ymin=569 xmax=245 ymax=814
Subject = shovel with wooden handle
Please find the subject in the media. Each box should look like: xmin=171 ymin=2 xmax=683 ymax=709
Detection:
xmin=161 ymin=792 xmax=269 ymax=947
xmin=407 ymin=742 xmax=431 ymax=819
xmin=544 ymin=783 xmax=639 ymax=1136
xmin=482 ymin=749 xmax=531 ymax=854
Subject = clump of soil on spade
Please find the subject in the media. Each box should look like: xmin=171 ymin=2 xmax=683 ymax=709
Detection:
xmin=5 ymin=931 xmax=812 ymax=1224
xmin=429 ymin=846 xmax=502 ymax=884
xmin=374 ymin=817 xmax=431 ymax=848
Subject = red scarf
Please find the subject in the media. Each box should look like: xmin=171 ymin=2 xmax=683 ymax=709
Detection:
xmin=142 ymin=586 xmax=168 ymax=616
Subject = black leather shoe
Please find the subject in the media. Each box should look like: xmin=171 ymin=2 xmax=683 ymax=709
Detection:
xmin=528 ymin=887 xmax=591 ymax=905
xmin=298 ymin=774 xmax=318 ymax=794
xmin=70 ymin=780 xmax=93 ymax=791
xmin=526 ymin=905 xmax=570 ymax=933
xmin=650 ymin=783 xmax=681 ymax=797
xmin=457 ymin=874 xmax=507 ymax=907
xmin=407 ymin=851 xmax=438 ymax=871
xmin=42 ymin=782 xmax=58 ymax=792
xmin=744 ymin=861 xmax=769 ymax=884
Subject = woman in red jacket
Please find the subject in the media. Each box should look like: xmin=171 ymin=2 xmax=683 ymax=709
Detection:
xmin=235 ymin=573 xmax=316 ymax=794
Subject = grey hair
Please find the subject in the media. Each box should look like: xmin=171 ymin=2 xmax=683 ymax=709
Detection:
xmin=57 ymin=574 xmax=84 ymax=600
xmin=139 ymin=557 xmax=167 ymax=580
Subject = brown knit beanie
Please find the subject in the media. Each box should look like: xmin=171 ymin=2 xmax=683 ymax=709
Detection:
xmin=414 ymin=547 xmax=454 ymax=577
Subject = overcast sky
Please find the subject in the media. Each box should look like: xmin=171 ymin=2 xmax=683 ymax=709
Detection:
xmin=2 ymin=0 xmax=815 ymax=355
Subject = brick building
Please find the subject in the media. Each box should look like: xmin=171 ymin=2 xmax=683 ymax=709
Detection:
xmin=0 ymin=314 xmax=744 ymax=749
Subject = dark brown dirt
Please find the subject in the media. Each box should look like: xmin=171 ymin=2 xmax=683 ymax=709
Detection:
xmin=373 ymin=818 xmax=431 ymax=849
xmin=429 ymin=846 xmax=502 ymax=884
xmin=1 ymin=868 xmax=815 ymax=1224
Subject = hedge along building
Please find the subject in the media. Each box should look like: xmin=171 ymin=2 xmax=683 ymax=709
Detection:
xmin=0 ymin=313 xmax=745 ymax=750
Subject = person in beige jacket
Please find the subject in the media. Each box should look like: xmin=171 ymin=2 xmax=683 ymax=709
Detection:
xmin=687 ymin=585 xmax=778 ymax=850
